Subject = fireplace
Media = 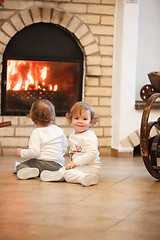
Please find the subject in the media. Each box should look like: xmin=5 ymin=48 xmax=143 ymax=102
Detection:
xmin=1 ymin=23 xmax=83 ymax=116
xmin=0 ymin=3 xmax=113 ymax=156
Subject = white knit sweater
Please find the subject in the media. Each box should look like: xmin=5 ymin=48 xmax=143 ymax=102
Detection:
xmin=20 ymin=124 xmax=68 ymax=166
xmin=69 ymin=129 xmax=101 ymax=169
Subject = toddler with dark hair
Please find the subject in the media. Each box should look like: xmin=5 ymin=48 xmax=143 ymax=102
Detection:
xmin=15 ymin=99 xmax=68 ymax=180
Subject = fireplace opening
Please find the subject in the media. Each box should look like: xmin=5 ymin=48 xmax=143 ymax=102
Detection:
xmin=2 ymin=23 xmax=83 ymax=116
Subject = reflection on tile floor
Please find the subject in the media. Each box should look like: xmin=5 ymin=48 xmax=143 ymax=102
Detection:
xmin=0 ymin=155 xmax=160 ymax=240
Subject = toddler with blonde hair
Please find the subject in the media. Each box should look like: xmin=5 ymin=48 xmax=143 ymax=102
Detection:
xmin=41 ymin=102 xmax=101 ymax=186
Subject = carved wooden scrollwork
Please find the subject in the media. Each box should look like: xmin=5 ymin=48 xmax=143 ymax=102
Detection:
xmin=140 ymin=93 xmax=160 ymax=179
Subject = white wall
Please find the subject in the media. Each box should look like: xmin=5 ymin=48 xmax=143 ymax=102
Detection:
xmin=136 ymin=0 xmax=160 ymax=100
xmin=112 ymin=0 xmax=160 ymax=152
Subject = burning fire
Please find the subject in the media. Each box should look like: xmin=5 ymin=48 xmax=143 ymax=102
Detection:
xmin=7 ymin=60 xmax=58 ymax=92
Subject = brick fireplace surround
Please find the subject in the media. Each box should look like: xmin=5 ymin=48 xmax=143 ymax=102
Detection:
xmin=0 ymin=0 xmax=115 ymax=156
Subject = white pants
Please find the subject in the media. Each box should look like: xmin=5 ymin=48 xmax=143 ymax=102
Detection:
xmin=59 ymin=165 xmax=100 ymax=185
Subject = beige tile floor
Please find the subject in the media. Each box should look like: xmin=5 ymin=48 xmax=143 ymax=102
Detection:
xmin=0 ymin=155 xmax=160 ymax=240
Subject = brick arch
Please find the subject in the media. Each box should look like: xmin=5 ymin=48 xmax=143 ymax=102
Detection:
xmin=0 ymin=6 xmax=101 ymax=77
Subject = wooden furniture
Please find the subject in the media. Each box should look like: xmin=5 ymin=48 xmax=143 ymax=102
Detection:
xmin=140 ymin=93 xmax=160 ymax=179
xmin=140 ymin=72 xmax=160 ymax=102
xmin=0 ymin=121 xmax=12 ymax=128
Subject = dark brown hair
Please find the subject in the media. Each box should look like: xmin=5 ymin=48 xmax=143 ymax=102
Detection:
xmin=66 ymin=102 xmax=98 ymax=126
xmin=28 ymin=99 xmax=55 ymax=126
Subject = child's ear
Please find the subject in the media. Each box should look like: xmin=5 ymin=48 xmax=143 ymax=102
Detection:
xmin=89 ymin=120 xmax=92 ymax=127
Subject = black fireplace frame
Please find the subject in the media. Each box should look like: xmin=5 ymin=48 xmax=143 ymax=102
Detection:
xmin=1 ymin=22 xmax=84 ymax=116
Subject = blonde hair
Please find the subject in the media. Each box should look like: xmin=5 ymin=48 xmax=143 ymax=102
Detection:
xmin=66 ymin=102 xmax=97 ymax=126
xmin=28 ymin=99 xmax=55 ymax=126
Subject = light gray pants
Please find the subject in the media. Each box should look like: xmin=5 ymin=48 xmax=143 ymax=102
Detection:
xmin=16 ymin=159 xmax=62 ymax=175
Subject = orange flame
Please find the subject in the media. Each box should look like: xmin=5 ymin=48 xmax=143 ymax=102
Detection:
xmin=27 ymin=71 xmax=34 ymax=85
xmin=54 ymin=85 xmax=58 ymax=91
xmin=13 ymin=78 xmax=22 ymax=90
xmin=7 ymin=60 xmax=58 ymax=92
xmin=40 ymin=66 xmax=48 ymax=80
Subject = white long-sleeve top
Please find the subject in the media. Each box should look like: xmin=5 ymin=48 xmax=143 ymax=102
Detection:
xmin=20 ymin=125 xmax=68 ymax=166
xmin=69 ymin=129 xmax=101 ymax=169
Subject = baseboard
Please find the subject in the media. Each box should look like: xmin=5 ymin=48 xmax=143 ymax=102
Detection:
xmin=111 ymin=148 xmax=133 ymax=158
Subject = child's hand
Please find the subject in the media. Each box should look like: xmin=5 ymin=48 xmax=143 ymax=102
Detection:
xmin=16 ymin=148 xmax=22 ymax=157
xmin=65 ymin=161 xmax=76 ymax=170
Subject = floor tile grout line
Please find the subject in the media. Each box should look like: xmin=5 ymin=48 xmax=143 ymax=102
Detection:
xmin=91 ymin=198 xmax=154 ymax=240
xmin=103 ymin=175 xmax=133 ymax=191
